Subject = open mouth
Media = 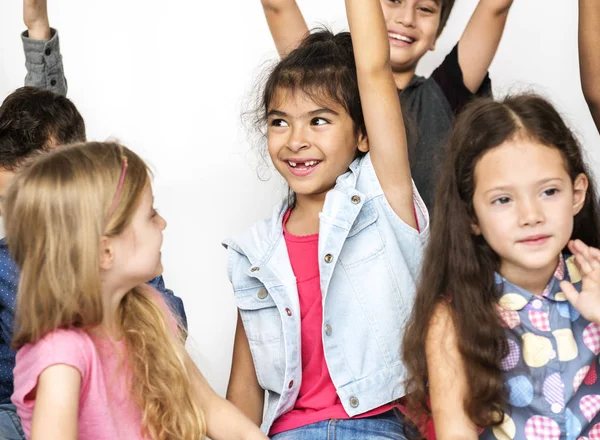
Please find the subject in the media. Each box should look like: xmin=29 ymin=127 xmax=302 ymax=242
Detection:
xmin=286 ymin=159 xmax=322 ymax=176
xmin=388 ymin=32 xmax=415 ymax=45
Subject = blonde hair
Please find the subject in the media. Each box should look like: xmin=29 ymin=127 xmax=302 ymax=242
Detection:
xmin=4 ymin=142 xmax=205 ymax=439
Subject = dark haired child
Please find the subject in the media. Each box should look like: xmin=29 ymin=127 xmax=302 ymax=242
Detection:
xmin=402 ymin=94 xmax=600 ymax=439
xmin=260 ymin=0 xmax=514 ymax=212
xmin=0 ymin=3 xmax=186 ymax=438
xmin=225 ymin=0 xmax=428 ymax=437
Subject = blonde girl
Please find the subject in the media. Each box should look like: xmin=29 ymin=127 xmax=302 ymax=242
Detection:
xmin=4 ymin=142 xmax=267 ymax=440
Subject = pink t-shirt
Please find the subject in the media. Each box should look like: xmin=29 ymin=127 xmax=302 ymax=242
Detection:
xmin=269 ymin=211 xmax=397 ymax=435
xmin=12 ymin=328 xmax=145 ymax=440
xmin=11 ymin=287 xmax=179 ymax=440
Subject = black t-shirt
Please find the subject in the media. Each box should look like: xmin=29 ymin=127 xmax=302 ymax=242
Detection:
xmin=400 ymin=44 xmax=492 ymax=213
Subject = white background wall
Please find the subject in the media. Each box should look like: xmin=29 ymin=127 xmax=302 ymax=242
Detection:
xmin=0 ymin=0 xmax=598 ymax=397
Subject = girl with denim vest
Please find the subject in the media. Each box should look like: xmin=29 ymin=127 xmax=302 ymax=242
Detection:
xmin=402 ymin=95 xmax=600 ymax=440
xmin=4 ymin=142 xmax=268 ymax=440
xmin=224 ymin=0 xmax=428 ymax=438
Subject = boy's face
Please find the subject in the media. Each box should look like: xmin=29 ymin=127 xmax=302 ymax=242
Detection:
xmin=381 ymin=0 xmax=442 ymax=73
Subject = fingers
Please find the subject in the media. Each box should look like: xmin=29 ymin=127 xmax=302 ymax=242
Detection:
xmin=568 ymin=240 xmax=600 ymax=276
xmin=560 ymin=280 xmax=580 ymax=309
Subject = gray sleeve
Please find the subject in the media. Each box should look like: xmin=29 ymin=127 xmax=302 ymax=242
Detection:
xmin=21 ymin=28 xmax=67 ymax=96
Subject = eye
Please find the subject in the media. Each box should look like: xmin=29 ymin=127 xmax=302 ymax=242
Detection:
xmin=311 ymin=117 xmax=329 ymax=126
xmin=151 ymin=208 xmax=159 ymax=218
xmin=492 ymin=196 xmax=511 ymax=205
xmin=542 ymin=188 xmax=559 ymax=197
xmin=417 ymin=7 xmax=434 ymax=13
xmin=269 ymin=119 xmax=289 ymax=128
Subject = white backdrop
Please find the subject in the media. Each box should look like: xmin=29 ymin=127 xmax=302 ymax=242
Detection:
xmin=1 ymin=0 xmax=599 ymax=397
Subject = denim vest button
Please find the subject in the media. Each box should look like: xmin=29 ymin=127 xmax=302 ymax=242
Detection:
xmin=349 ymin=396 xmax=359 ymax=408
xmin=325 ymin=324 xmax=332 ymax=336
xmin=285 ymin=308 xmax=292 ymax=317
xmin=250 ymin=266 xmax=260 ymax=273
xmin=351 ymin=195 xmax=361 ymax=204
xmin=324 ymin=254 xmax=333 ymax=263
xmin=288 ymin=380 xmax=294 ymax=389
xmin=257 ymin=289 xmax=268 ymax=299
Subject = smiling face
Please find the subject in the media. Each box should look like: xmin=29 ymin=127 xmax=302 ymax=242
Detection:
xmin=109 ymin=183 xmax=167 ymax=289
xmin=381 ymin=0 xmax=442 ymax=73
xmin=471 ymin=137 xmax=588 ymax=287
xmin=266 ymin=88 xmax=367 ymax=202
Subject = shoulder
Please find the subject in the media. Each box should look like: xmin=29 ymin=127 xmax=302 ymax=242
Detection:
xmin=16 ymin=329 xmax=94 ymax=372
xmin=223 ymin=200 xmax=288 ymax=263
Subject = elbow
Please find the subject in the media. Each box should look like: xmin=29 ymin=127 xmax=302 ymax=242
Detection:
xmin=582 ymin=86 xmax=600 ymax=114
xmin=485 ymin=0 xmax=514 ymax=16
xmin=261 ymin=0 xmax=286 ymax=12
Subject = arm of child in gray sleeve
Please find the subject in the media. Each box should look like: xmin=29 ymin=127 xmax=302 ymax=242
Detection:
xmin=146 ymin=276 xmax=188 ymax=332
xmin=21 ymin=28 xmax=67 ymax=96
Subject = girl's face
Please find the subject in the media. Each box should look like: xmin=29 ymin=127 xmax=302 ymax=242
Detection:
xmin=471 ymin=138 xmax=588 ymax=286
xmin=266 ymin=88 xmax=368 ymax=200
xmin=109 ymin=183 xmax=166 ymax=288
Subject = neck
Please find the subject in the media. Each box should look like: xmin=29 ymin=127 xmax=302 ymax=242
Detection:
xmin=392 ymin=66 xmax=417 ymax=90
xmin=97 ymin=283 xmax=131 ymax=340
xmin=499 ymin=255 xmax=560 ymax=296
xmin=287 ymin=192 xmax=327 ymax=236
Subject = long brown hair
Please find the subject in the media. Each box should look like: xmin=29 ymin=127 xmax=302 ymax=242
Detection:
xmin=4 ymin=142 xmax=205 ymax=439
xmin=402 ymin=94 xmax=600 ymax=431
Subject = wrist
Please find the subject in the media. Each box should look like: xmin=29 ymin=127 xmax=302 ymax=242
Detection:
xmin=26 ymin=21 xmax=51 ymax=40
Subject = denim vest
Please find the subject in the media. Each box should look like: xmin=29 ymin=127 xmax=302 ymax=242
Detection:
xmin=223 ymin=153 xmax=429 ymax=433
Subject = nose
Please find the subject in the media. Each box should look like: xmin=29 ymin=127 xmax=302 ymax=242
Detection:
xmin=158 ymin=213 xmax=167 ymax=231
xmin=518 ymin=197 xmax=545 ymax=227
xmin=287 ymin=126 xmax=310 ymax=153
xmin=395 ymin=3 xmax=416 ymax=27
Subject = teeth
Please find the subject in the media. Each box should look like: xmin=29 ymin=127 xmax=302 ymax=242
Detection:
xmin=288 ymin=160 xmax=319 ymax=167
xmin=389 ymin=33 xmax=413 ymax=43
xmin=289 ymin=161 xmax=297 ymax=167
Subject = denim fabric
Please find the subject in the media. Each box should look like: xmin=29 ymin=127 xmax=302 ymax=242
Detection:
xmin=0 ymin=403 xmax=24 ymax=440
xmin=224 ymin=153 xmax=429 ymax=433
xmin=270 ymin=411 xmax=407 ymax=440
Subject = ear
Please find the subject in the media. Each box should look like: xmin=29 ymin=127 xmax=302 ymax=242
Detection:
xmin=471 ymin=222 xmax=482 ymax=236
xmin=572 ymin=173 xmax=589 ymax=215
xmin=357 ymin=132 xmax=369 ymax=153
xmin=99 ymin=236 xmax=116 ymax=271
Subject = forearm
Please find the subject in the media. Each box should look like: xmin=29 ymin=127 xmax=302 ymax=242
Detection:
xmin=579 ymin=0 xmax=600 ymax=128
xmin=346 ymin=0 xmax=390 ymax=73
xmin=186 ymin=354 xmax=265 ymax=439
xmin=261 ymin=0 xmax=308 ymax=57
xmin=206 ymin=395 xmax=267 ymax=440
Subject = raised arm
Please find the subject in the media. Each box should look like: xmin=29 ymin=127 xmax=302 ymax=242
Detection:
xmin=457 ymin=0 xmax=514 ymax=93
xmin=346 ymin=0 xmax=416 ymax=229
xmin=22 ymin=0 xmax=67 ymax=95
xmin=426 ymin=304 xmax=479 ymax=440
xmin=261 ymin=0 xmax=309 ymax=57
xmin=579 ymin=0 xmax=600 ymax=133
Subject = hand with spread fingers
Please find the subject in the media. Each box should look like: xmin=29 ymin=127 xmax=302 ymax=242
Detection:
xmin=561 ymin=239 xmax=600 ymax=324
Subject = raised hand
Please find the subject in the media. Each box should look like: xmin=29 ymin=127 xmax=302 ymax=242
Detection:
xmin=24 ymin=0 xmax=51 ymax=40
xmin=561 ymin=239 xmax=600 ymax=324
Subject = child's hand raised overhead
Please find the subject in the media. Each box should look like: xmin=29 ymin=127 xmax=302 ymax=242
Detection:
xmin=24 ymin=0 xmax=51 ymax=40
xmin=561 ymin=239 xmax=600 ymax=325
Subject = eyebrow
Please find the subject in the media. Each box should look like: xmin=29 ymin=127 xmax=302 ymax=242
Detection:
xmin=484 ymin=177 xmax=564 ymax=195
xmin=266 ymin=108 xmax=340 ymax=118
